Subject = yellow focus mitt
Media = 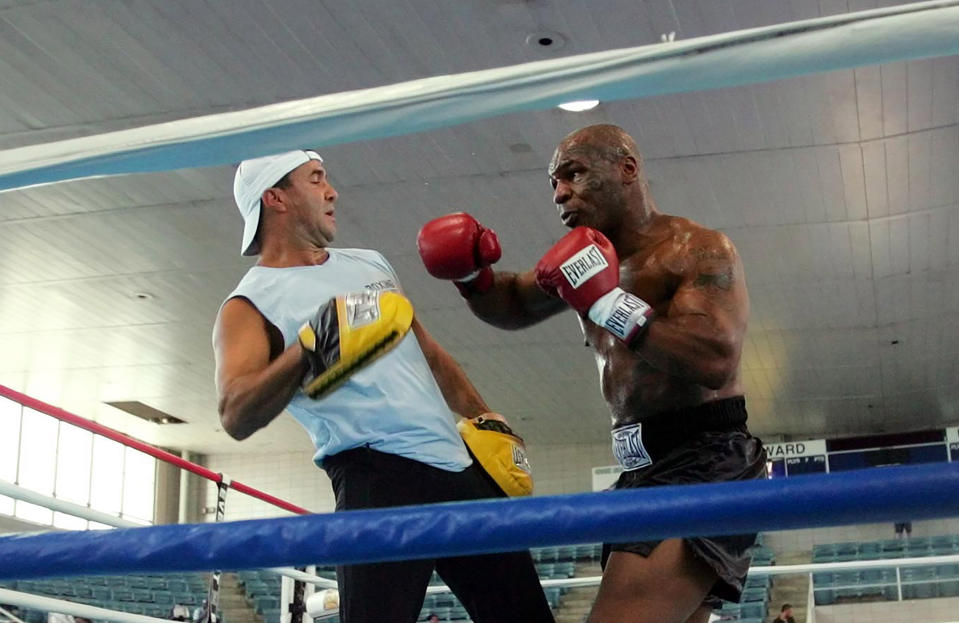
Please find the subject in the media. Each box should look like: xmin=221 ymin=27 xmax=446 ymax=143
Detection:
xmin=458 ymin=414 xmax=533 ymax=497
xmin=298 ymin=290 xmax=414 ymax=399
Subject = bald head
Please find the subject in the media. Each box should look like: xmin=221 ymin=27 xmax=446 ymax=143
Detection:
xmin=550 ymin=124 xmax=648 ymax=198
xmin=559 ymin=124 xmax=640 ymax=164
xmin=547 ymin=124 xmax=655 ymax=235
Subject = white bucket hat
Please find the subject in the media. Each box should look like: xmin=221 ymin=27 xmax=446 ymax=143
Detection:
xmin=233 ymin=149 xmax=323 ymax=256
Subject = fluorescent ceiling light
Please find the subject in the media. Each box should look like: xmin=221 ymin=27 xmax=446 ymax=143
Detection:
xmin=557 ymin=100 xmax=600 ymax=112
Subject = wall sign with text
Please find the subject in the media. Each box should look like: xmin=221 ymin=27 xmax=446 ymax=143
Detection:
xmin=764 ymin=439 xmax=828 ymax=477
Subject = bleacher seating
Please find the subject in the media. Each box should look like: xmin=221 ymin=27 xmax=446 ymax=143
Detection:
xmin=747 ymin=533 xmax=776 ymax=568
xmin=3 ymin=572 xmax=212 ymax=623
xmin=236 ymin=569 xmax=283 ymax=623
xmin=714 ymin=576 xmax=770 ymax=622
xmin=703 ymin=537 xmax=774 ymax=622
xmin=530 ymin=542 xmax=602 ymax=564
xmin=812 ymin=534 xmax=959 ymax=605
xmin=0 ymin=543 xmax=777 ymax=623
xmin=236 ymin=538 xmax=774 ymax=623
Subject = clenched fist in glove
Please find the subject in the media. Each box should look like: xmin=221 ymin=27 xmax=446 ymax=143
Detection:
xmin=535 ymin=227 xmax=654 ymax=344
xmin=417 ymin=212 xmax=501 ymax=297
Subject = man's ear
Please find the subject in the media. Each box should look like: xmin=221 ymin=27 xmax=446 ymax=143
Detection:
xmin=620 ymin=155 xmax=639 ymax=184
xmin=261 ymin=187 xmax=287 ymax=212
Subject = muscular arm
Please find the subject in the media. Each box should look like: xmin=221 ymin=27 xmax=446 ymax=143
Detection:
xmin=465 ymin=269 xmax=567 ymax=330
xmin=413 ymin=316 xmax=489 ymax=418
xmin=213 ymin=297 xmax=309 ymax=440
xmin=634 ymin=232 xmax=749 ymax=389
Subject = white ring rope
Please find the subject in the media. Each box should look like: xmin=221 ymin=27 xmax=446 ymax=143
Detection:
xmin=3 ymin=552 xmax=956 ymax=612
xmin=749 ymin=553 xmax=959 ymax=576
xmin=0 ymin=482 xmax=340 ymax=617
xmin=1 ymin=0 xmax=958 ymax=191
xmin=267 ymin=567 xmax=337 ymax=589
xmin=0 ymin=589 xmax=171 ymax=623
xmin=421 ymin=553 xmax=959 ymax=593
xmin=0 ymin=480 xmax=141 ymax=529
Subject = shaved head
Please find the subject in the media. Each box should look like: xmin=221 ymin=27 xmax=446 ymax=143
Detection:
xmin=546 ymin=124 xmax=655 ymax=236
xmin=550 ymin=124 xmax=649 ymax=199
xmin=559 ymin=124 xmax=641 ymax=164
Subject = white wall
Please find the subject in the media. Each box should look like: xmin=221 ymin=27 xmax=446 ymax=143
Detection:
xmin=525 ymin=442 xmax=615 ymax=496
xmin=816 ymin=596 xmax=959 ymax=623
xmin=202 ymin=450 xmax=332 ymax=520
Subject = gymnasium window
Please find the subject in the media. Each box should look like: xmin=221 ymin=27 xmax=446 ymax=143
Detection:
xmin=0 ymin=394 xmax=156 ymax=529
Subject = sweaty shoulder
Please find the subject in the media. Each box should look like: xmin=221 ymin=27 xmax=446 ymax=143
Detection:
xmin=659 ymin=216 xmax=739 ymax=269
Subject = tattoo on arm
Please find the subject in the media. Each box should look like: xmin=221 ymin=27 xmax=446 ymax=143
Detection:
xmin=688 ymin=244 xmax=738 ymax=312
xmin=693 ymin=267 xmax=733 ymax=291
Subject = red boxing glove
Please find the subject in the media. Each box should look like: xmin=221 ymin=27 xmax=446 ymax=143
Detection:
xmin=535 ymin=227 xmax=654 ymax=344
xmin=417 ymin=212 xmax=502 ymax=297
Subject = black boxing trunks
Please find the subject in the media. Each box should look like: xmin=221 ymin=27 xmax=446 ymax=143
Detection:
xmin=603 ymin=396 xmax=767 ymax=606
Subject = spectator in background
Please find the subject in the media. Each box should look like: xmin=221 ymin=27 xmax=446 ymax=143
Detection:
xmin=427 ymin=615 xmax=440 ymax=623
xmin=170 ymin=603 xmax=191 ymax=621
xmin=192 ymin=599 xmax=216 ymax=623
xmin=771 ymin=603 xmax=795 ymax=623
xmin=895 ymin=521 xmax=913 ymax=539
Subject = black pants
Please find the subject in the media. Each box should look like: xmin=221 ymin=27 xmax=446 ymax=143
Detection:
xmin=324 ymin=447 xmax=555 ymax=623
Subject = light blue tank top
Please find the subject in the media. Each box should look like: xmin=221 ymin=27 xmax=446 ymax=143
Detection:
xmin=225 ymin=248 xmax=472 ymax=471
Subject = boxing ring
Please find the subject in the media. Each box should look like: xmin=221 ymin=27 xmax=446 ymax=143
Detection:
xmin=0 ymin=388 xmax=957 ymax=622
xmin=0 ymin=1 xmax=958 ymax=622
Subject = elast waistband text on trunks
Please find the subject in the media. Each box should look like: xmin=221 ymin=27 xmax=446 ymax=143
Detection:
xmin=611 ymin=396 xmax=748 ymax=471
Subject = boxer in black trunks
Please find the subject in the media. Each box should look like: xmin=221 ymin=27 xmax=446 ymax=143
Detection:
xmin=417 ymin=124 xmax=766 ymax=623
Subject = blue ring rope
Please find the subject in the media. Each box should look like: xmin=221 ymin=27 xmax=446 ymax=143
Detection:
xmin=0 ymin=462 xmax=956 ymax=580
